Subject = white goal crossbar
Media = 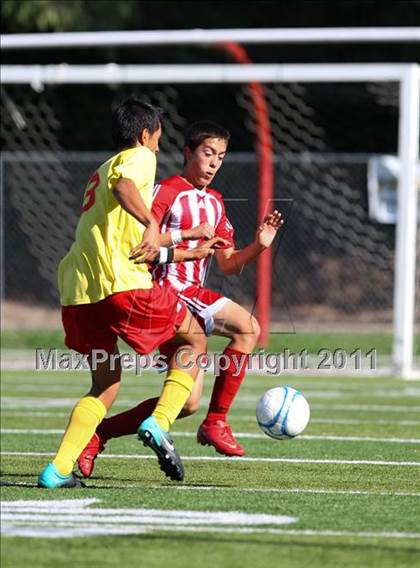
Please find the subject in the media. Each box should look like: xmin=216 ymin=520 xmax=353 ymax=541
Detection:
xmin=2 ymin=62 xmax=419 ymax=378
xmin=1 ymin=63 xmax=417 ymax=84
xmin=1 ymin=27 xmax=420 ymax=49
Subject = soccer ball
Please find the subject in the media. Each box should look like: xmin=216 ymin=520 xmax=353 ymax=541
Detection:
xmin=256 ymin=386 xmax=310 ymax=439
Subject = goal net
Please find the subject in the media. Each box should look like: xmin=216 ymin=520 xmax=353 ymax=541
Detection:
xmin=1 ymin=67 xmax=419 ymax=375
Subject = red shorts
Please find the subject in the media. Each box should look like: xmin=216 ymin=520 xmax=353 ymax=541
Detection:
xmin=175 ymin=285 xmax=230 ymax=336
xmin=62 ymin=283 xmax=187 ymax=355
xmin=155 ymin=285 xmax=229 ymax=367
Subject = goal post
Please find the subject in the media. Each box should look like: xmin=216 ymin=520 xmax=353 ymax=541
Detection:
xmin=393 ymin=64 xmax=420 ymax=378
xmin=2 ymin=27 xmax=420 ymax=48
xmin=1 ymin=61 xmax=419 ymax=378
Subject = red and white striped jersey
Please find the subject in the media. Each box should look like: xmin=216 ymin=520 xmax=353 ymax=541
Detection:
xmin=152 ymin=175 xmax=234 ymax=290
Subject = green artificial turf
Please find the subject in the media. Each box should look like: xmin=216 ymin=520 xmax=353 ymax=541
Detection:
xmin=1 ymin=370 xmax=420 ymax=567
xmin=1 ymin=328 xmax=393 ymax=355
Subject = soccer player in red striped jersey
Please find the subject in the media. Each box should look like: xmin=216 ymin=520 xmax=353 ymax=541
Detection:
xmin=78 ymin=121 xmax=282 ymax=477
xmin=151 ymin=178 xmax=234 ymax=299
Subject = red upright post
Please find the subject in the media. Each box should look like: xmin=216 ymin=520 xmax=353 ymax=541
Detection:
xmin=216 ymin=42 xmax=274 ymax=346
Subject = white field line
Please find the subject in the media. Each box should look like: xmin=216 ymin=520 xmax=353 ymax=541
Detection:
xmin=0 ymin=382 xmax=391 ymax=395
xmin=231 ymin=416 xmax=420 ymax=425
xmin=3 ymin=381 xmax=420 ymax=399
xmin=3 ymin=479 xmax=419 ymax=498
xmin=1 ymin=500 xmax=419 ymax=541
xmin=151 ymin=432 xmax=420 ymax=444
xmin=1 ymin=514 xmax=297 ymax=527
xmin=1 ymin=384 xmax=174 ymax=393
xmin=106 ymin=525 xmax=420 ymax=539
xmin=160 ymin=486 xmax=420 ymax=497
xmin=2 ymin=522 xmax=419 ymax=540
xmin=3 ymin=451 xmax=420 ymax=466
xmin=2 ymin=397 xmax=420 ymax=413
xmin=0 ymin=411 xmax=69 ymax=417
xmin=2 ymin=498 xmax=419 ymax=540
xmin=0 ymin=385 xmax=342 ymax=399
xmin=1 ymin=500 xmax=298 ymax=538
xmin=1 ymin=368 xmax=415 ymax=381
xmin=3 ymin=372 xmax=419 ymax=389
xmin=0 ymin=398 xmax=145 ymax=409
xmin=0 ymin=361 xmax=400 ymax=377
xmin=107 ymin=525 xmax=420 ymax=539
xmin=0 ymin=386 xmax=345 ymax=399
xmin=2 ymin=518 xmax=419 ymax=541
xmin=1 ymin=509 xmax=296 ymax=526
xmin=2 ymin=428 xmax=420 ymax=444
xmin=2 ymin=410 xmax=420 ymax=427
xmin=4 ymin=375 xmax=417 ymax=390
xmin=224 ymin=400 xmax=420 ymax=411
xmin=4 ymin=383 xmax=420 ymax=401
xmin=227 ymin=385 xmax=420 ymax=395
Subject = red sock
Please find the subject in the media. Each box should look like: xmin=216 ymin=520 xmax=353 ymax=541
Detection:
xmin=205 ymin=347 xmax=249 ymax=423
xmin=97 ymin=397 xmax=158 ymax=441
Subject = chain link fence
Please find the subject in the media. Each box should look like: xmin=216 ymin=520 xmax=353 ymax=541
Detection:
xmin=2 ymin=80 xmax=416 ymax=346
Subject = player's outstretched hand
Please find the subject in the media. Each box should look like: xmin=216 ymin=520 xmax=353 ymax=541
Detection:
xmin=186 ymin=222 xmax=215 ymax=240
xmin=257 ymin=210 xmax=284 ymax=248
xmin=129 ymin=221 xmax=161 ymax=263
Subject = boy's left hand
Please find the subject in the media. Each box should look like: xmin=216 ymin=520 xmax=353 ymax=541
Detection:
xmin=257 ymin=210 xmax=283 ymax=248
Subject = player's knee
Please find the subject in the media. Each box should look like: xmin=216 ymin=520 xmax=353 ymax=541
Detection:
xmin=234 ymin=316 xmax=260 ymax=350
xmin=190 ymin=332 xmax=207 ymax=354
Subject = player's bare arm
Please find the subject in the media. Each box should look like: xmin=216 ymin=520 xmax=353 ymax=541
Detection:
xmin=112 ymin=177 xmax=160 ymax=263
xmin=159 ymin=222 xmax=215 ymax=247
xmin=175 ymin=236 xmax=229 ymax=261
xmin=215 ymin=210 xmax=283 ymax=275
xmin=131 ymin=236 xmax=229 ymax=265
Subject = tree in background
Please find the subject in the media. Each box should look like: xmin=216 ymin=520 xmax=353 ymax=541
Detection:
xmin=1 ymin=0 xmax=138 ymax=32
xmin=3 ymin=0 xmax=420 ymax=34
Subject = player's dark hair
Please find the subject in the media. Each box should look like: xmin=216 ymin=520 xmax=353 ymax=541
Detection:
xmin=111 ymin=96 xmax=163 ymax=150
xmin=184 ymin=120 xmax=231 ymax=152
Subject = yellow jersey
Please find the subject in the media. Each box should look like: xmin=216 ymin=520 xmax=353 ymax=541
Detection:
xmin=58 ymin=146 xmax=156 ymax=306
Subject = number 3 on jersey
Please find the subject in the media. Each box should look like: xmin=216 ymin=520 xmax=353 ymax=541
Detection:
xmin=82 ymin=171 xmax=100 ymax=212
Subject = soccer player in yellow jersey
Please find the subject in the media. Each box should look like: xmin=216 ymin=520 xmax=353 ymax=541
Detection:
xmin=76 ymin=121 xmax=282 ymax=479
xmin=38 ymin=97 xmax=207 ymax=487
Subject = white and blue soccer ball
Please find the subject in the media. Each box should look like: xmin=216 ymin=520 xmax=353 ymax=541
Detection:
xmin=256 ymin=386 xmax=310 ymax=439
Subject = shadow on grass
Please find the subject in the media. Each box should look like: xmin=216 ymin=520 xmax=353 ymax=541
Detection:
xmin=127 ymin=532 xmax=420 ymax=554
xmin=1 ymin=476 xmax=234 ymax=491
xmin=84 ymin=481 xmax=234 ymax=490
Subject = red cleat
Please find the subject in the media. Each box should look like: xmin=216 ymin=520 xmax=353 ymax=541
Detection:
xmin=77 ymin=433 xmax=106 ymax=478
xmin=197 ymin=420 xmax=245 ymax=457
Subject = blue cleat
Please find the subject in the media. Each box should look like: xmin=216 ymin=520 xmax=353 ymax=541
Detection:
xmin=38 ymin=463 xmax=85 ymax=489
xmin=138 ymin=416 xmax=184 ymax=481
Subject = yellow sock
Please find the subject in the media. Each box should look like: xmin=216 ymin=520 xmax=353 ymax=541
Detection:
xmin=53 ymin=396 xmax=107 ymax=475
xmin=152 ymin=370 xmax=194 ymax=431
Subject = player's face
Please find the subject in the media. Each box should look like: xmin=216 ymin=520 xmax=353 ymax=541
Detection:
xmin=142 ymin=124 xmax=162 ymax=154
xmin=185 ymin=137 xmax=227 ymax=189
